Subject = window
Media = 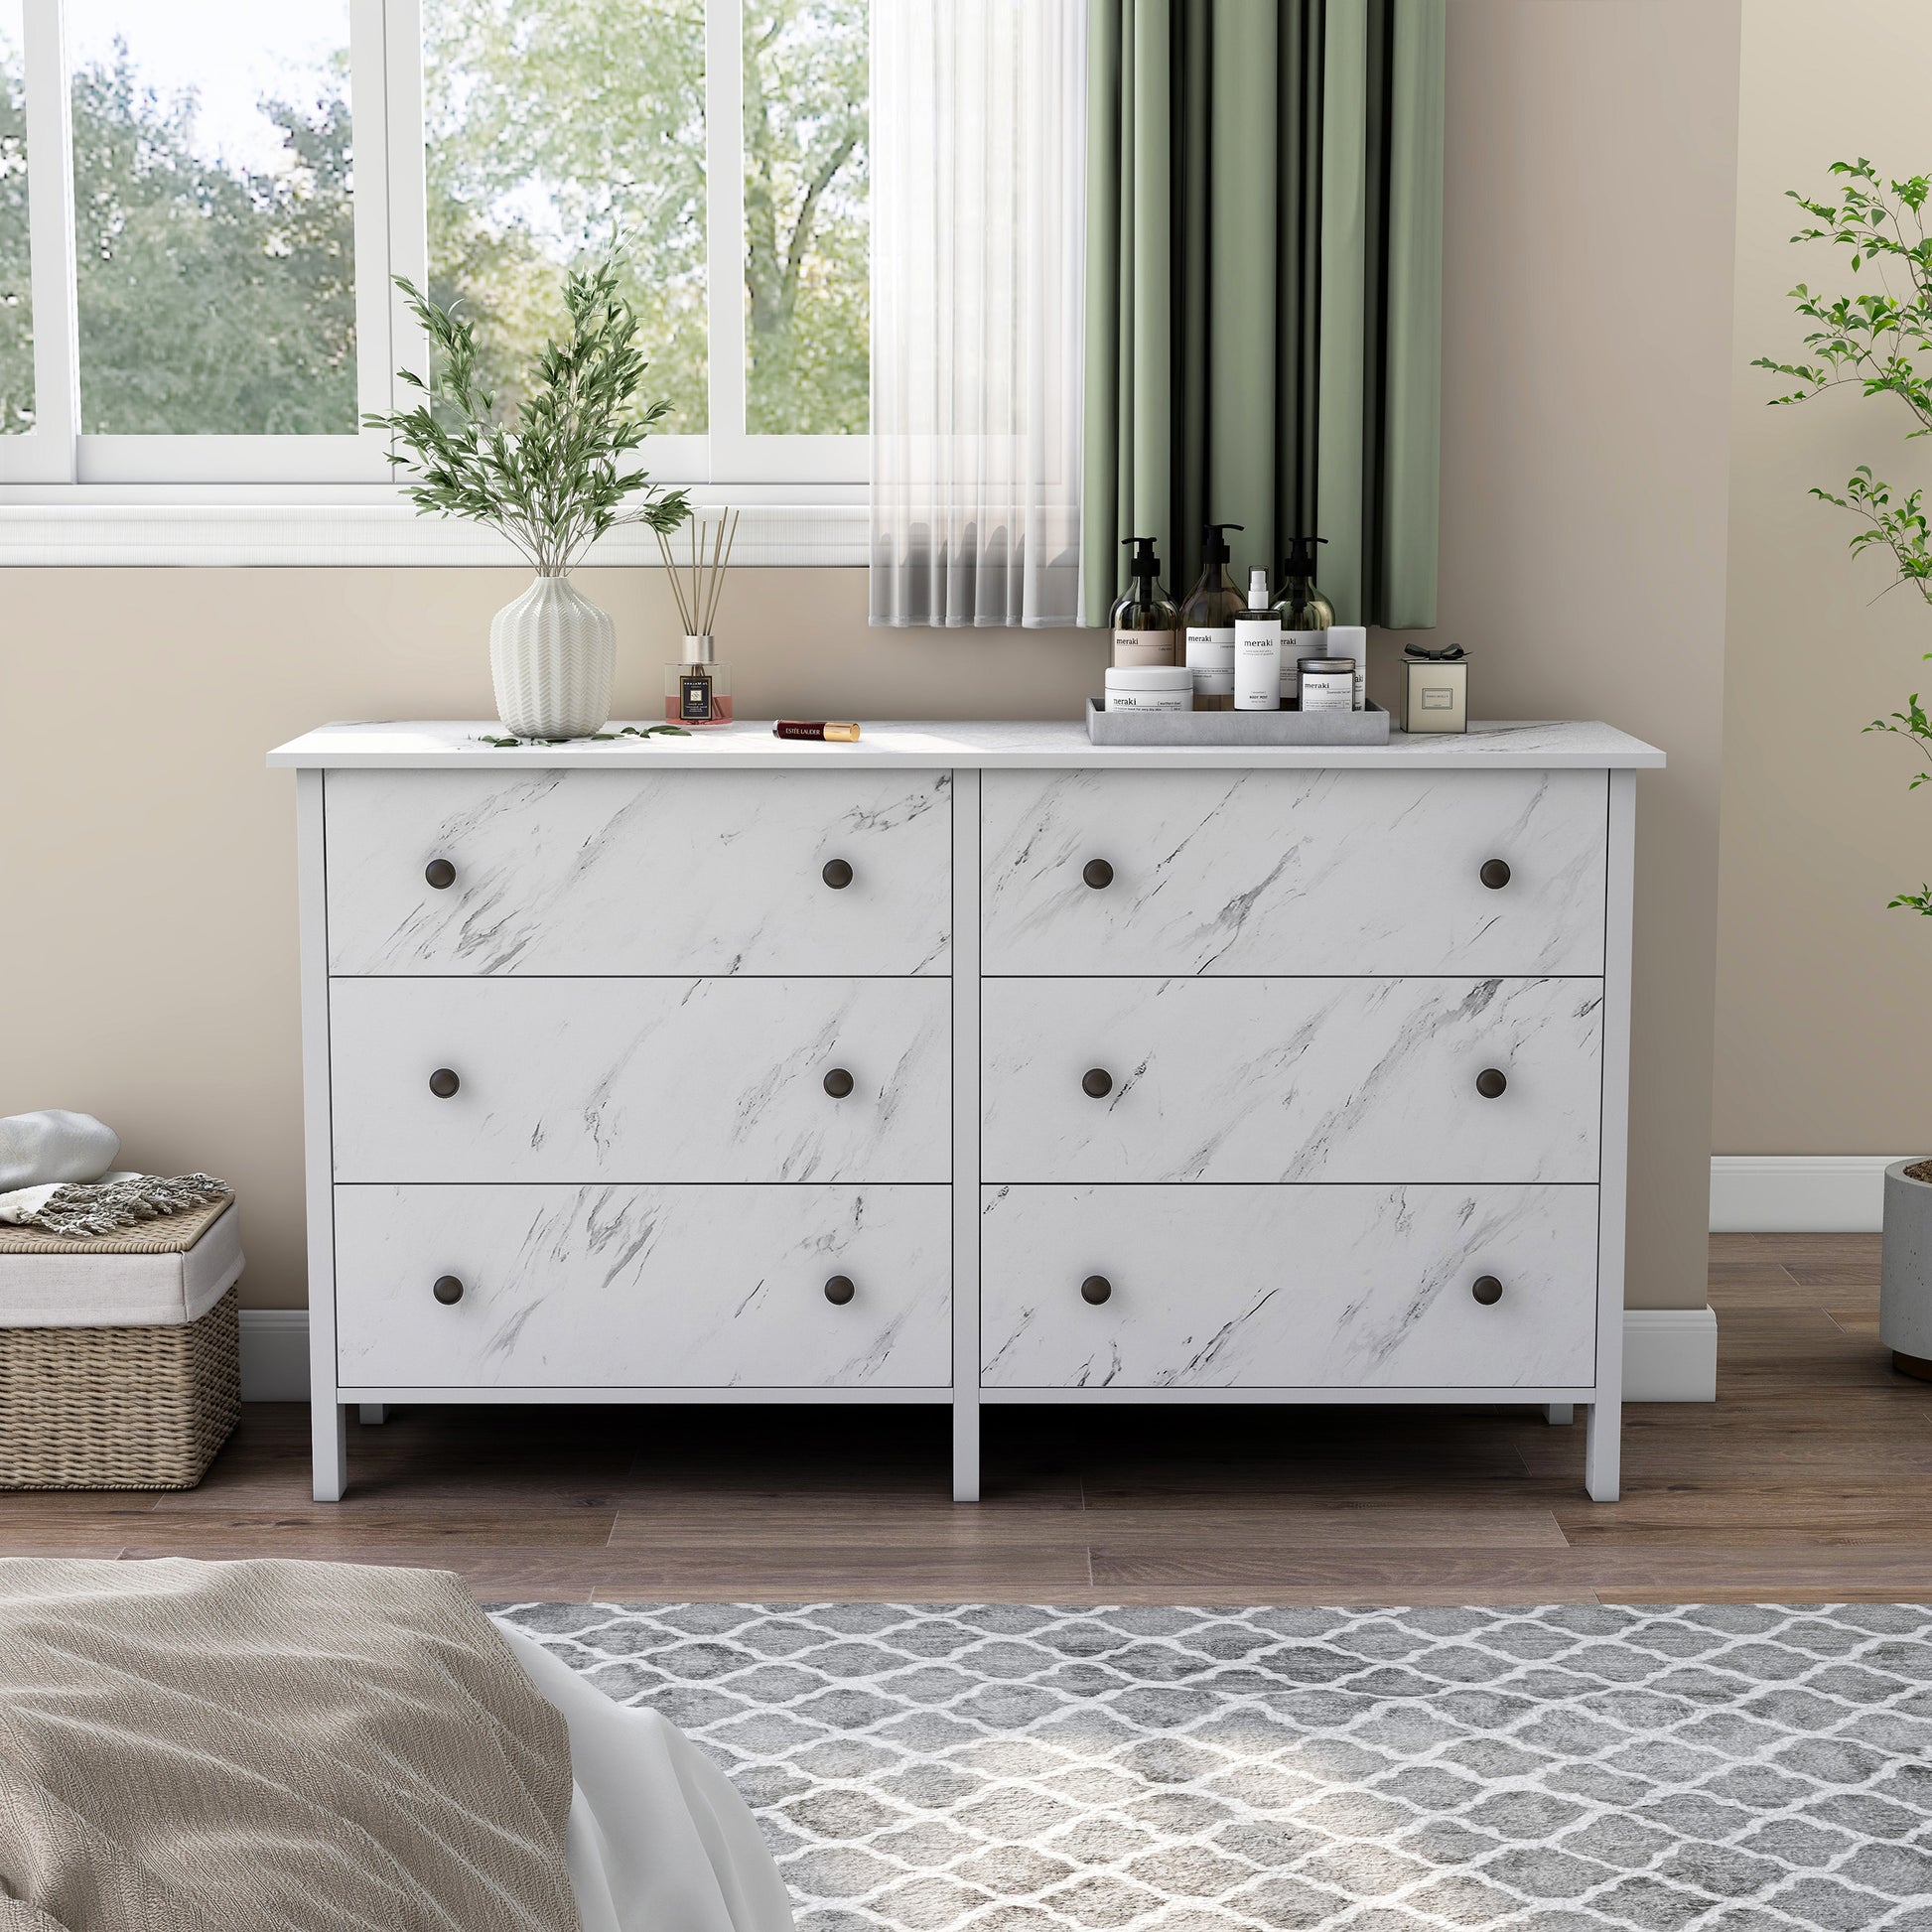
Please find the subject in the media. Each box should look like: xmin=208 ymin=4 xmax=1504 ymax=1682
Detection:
xmin=2 ymin=0 xmax=35 ymax=435
xmin=741 ymin=0 xmax=867 ymax=439
xmin=0 ymin=0 xmax=868 ymax=493
xmin=423 ymin=0 xmax=710 ymax=466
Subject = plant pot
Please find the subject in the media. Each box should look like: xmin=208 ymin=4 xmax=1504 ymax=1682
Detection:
xmin=1880 ymin=1158 xmax=1932 ymax=1380
xmin=489 ymin=575 xmax=616 ymax=739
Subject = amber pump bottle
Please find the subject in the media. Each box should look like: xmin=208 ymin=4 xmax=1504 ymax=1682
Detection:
xmin=1109 ymin=536 xmax=1181 ymax=668
xmin=1177 ymin=522 xmax=1244 ymax=710
xmin=1271 ymin=535 xmax=1334 ymax=705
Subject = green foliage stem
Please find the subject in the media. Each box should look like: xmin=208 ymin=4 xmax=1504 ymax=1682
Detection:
xmin=364 ymin=262 xmax=691 ymax=575
xmin=1757 ymin=158 xmax=1932 ymax=914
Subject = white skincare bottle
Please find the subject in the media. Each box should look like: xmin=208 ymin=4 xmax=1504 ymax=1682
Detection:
xmin=1327 ymin=624 xmax=1368 ymax=711
xmin=1233 ymin=569 xmax=1282 ymax=711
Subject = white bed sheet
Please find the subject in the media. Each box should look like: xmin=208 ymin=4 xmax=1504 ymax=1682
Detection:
xmin=501 ymin=1623 xmax=795 ymax=1932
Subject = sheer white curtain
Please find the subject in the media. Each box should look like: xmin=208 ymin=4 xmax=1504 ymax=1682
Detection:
xmin=869 ymin=0 xmax=1087 ymax=628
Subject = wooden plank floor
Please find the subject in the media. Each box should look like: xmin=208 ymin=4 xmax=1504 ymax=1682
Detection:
xmin=3 ymin=1234 xmax=1927 ymax=1604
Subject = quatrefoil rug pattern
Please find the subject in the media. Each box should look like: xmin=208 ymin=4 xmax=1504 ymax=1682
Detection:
xmin=490 ymin=1602 xmax=1932 ymax=1932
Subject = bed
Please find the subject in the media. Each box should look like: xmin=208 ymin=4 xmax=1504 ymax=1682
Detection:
xmin=0 ymin=1557 xmax=792 ymax=1932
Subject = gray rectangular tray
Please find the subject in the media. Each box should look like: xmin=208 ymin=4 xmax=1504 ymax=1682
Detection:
xmin=1085 ymin=696 xmax=1392 ymax=747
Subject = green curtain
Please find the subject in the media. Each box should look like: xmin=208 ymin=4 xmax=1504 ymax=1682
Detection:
xmin=1081 ymin=0 xmax=1444 ymax=627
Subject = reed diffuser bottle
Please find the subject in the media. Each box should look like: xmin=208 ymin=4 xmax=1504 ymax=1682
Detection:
xmin=658 ymin=510 xmax=740 ymax=726
xmin=668 ymin=634 xmax=732 ymax=726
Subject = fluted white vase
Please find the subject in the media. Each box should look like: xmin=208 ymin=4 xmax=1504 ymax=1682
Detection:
xmin=489 ymin=574 xmax=616 ymax=739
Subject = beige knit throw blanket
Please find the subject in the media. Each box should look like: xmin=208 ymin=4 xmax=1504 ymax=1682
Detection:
xmin=0 ymin=1173 xmax=229 ymax=1239
xmin=0 ymin=1557 xmax=581 ymax=1932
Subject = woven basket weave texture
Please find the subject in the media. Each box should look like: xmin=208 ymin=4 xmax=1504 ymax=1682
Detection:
xmin=0 ymin=1195 xmax=233 ymax=1256
xmin=0 ymin=1287 xmax=240 ymax=1489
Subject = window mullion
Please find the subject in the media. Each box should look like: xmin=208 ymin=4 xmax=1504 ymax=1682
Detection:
xmin=381 ymin=0 xmax=427 ymax=407
xmin=11 ymin=0 xmax=77 ymax=481
xmin=704 ymin=0 xmax=745 ymax=482
xmin=347 ymin=0 xmax=394 ymax=428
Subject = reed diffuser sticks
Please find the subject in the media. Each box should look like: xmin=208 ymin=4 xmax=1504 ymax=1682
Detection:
xmin=656 ymin=508 xmax=741 ymax=638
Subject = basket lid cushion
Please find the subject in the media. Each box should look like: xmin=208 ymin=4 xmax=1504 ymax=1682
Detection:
xmin=0 ymin=1201 xmax=243 ymax=1327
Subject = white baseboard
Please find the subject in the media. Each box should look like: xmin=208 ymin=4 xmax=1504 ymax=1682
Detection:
xmin=238 ymin=1310 xmax=310 ymax=1401
xmin=1622 ymin=1307 xmax=1719 ymax=1402
xmin=239 ymin=1309 xmax=1716 ymax=1404
xmin=1710 ymin=1154 xmax=1905 ymax=1233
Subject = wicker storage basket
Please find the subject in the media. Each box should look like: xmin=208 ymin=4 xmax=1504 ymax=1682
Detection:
xmin=0 ymin=1287 xmax=239 ymax=1489
xmin=0 ymin=1197 xmax=242 ymax=1489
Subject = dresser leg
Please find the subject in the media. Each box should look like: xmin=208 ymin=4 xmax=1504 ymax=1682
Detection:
xmin=1544 ymin=1403 xmax=1575 ymax=1426
xmin=952 ymin=1401 xmax=981 ymax=1503
xmin=1583 ymin=1400 xmax=1620 ymax=1501
xmin=313 ymin=1402 xmax=347 ymax=1502
xmin=357 ymin=1404 xmax=387 ymax=1425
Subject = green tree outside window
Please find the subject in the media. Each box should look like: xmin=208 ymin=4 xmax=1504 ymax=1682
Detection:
xmin=0 ymin=0 xmax=869 ymax=443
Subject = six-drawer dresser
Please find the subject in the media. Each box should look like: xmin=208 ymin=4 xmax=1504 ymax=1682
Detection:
xmin=269 ymin=719 xmax=1662 ymax=1503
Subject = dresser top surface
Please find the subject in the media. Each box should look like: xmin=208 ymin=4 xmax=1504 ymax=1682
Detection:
xmin=268 ymin=718 xmax=1665 ymax=771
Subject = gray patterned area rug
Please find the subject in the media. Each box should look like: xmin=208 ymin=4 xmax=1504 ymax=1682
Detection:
xmin=491 ymin=1602 xmax=1932 ymax=1932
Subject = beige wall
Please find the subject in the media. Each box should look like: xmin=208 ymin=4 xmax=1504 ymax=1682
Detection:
xmin=0 ymin=0 xmax=1743 ymax=1314
xmin=0 ymin=567 xmax=1109 ymax=1311
xmin=1713 ymin=0 xmax=1932 ymax=1156
xmin=1425 ymin=0 xmax=1740 ymax=1310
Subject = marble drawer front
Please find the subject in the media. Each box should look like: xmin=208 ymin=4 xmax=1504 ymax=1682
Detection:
xmin=982 ymin=976 xmax=1602 ymax=1183
xmin=325 ymin=768 xmax=952 ymax=977
xmin=330 ymin=977 xmax=950 ymax=1183
xmin=981 ymin=768 xmax=1607 ymax=976
xmin=980 ymin=1183 xmax=1598 ymax=1388
xmin=334 ymin=1183 xmax=952 ymax=1387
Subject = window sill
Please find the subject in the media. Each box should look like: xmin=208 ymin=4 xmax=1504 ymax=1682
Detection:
xmin=0 ymin=496 xmax=869 ymax=568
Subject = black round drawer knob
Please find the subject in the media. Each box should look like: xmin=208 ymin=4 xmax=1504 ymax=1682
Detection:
xmin=1479 ymin=859 xmax=1512 ymax=891
xmin=428 ymin=1068 xmax=461 ymax=1099
xmin=1471 ymin=1275 xmax=1503 ymax=1307
xmin=823 ymin=1067 xmax=855 ymax=1099
xmin=824 ymin=1275 xmax=856 ymax=1306
xmin=433 ymin=1275 xmax=465 ymax=1306
xmin=1475 ymin=1067 xmax=1508 ymax=1100
xmin=1082 ymin=1068 xmax=1113 ymax=1099
xmin=822 ymin=859 xmax=854 ymax=890
xmin=425 ymin=859 xmax=457 ymax=891
xmin=1082 ymin=859 xmax=1114 ymax=891
xmin=1080 ymin=1274 xmax=1113 ymax=1306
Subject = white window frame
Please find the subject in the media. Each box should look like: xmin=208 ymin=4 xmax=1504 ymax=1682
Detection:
xmin=0 ymin=0 xmax=867 ymax=528
xmin=705 ymin=0 xmax=865 ymax=487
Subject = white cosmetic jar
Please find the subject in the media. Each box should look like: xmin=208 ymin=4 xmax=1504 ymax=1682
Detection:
xmin=1104 ymin=665 xmax=1193 ymax=713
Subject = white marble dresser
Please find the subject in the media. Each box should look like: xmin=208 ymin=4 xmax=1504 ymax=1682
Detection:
xmin=269 ymin=719 xmax=1662 ymax=1503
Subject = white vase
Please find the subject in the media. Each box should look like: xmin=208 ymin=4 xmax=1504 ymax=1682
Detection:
xmin=489 ymin=574 xmax=616 ymax=739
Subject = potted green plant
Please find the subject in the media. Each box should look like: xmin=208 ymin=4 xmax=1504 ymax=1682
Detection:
xmin=1756 ymin=158 xmax=1932 ymax=1378
xmin=367 ymin=261 xmax=691 ymax=740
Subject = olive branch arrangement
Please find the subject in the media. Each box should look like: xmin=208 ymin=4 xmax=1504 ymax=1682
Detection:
xmin=1755 ymin=158 xmax=1932 ymax=913
xmin=365 ymin=259 xmax=692 ymax=576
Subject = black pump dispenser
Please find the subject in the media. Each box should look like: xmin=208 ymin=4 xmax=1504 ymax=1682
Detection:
xmin=1109 ymin=535 xmax=1182 ymax=667
xmin=1282 ymin=534 xmax=1328 ymax=579
xmin=1178 ymin=524 xmax=1247 ymax=712
xmin=1201 ymin=522 xmax=1243 ymax=571
xmin=1270 ymin=534 xmax=1336 ymax=707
